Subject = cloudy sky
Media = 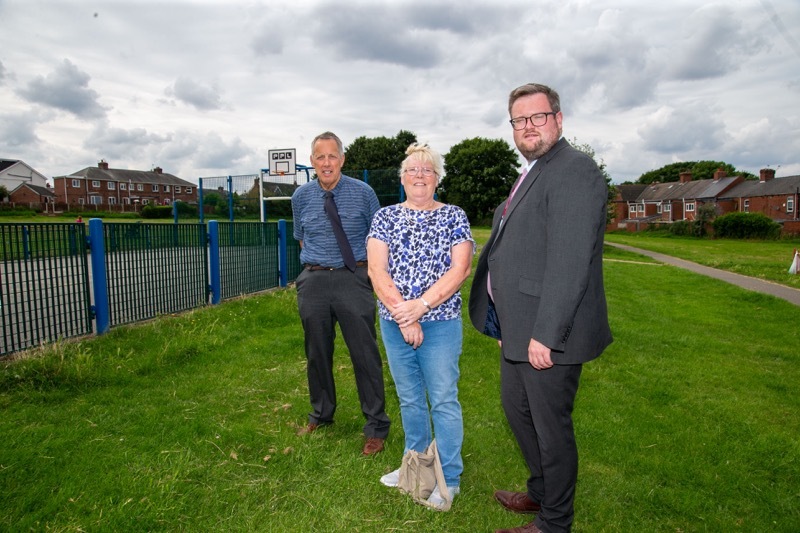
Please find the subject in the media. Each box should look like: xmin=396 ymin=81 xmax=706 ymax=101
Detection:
xmin=1 ymin=0 xmax=799 ymax=185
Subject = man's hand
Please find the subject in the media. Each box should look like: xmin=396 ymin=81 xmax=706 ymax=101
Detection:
xmin=528 ymin=338 xmax=553 ymax=370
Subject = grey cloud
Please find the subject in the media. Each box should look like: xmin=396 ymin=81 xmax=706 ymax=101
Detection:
xmin=0 ymin=110 xmax=43 ymax=147
xmin=668 ymin=6 xmax=767 ymax=81
xmin=17 ymin=59 xmax=107 ymax=119
xmin=165 ymin=77 xmax=223 ymax=111
xmin=192 ymin=133 xmax=252 ymax=169
xmin=638 ymin=104 xmax=728 ymax=154
xmin=83 ymin=123 xmax=171 ymax=159
xmin=0 ymin=60 xmax=6 ymax=85
xmin=309 ymin=3 xmax=509 ymax=69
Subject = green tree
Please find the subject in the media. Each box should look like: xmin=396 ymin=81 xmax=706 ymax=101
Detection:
xmin=440 ymin=137 xmax=518 ymax=224
xmin=637 ymin=161 xmax=757 ymax=184
xmin=342 ymin=130 xmax=417 ymax=207
xmin=342 ymin=130 xmax=417 ymax=172
xmin=0 ymin=184 xmax=8 ymax=202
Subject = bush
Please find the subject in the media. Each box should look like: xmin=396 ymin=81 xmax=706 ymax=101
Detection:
xmin=141 ymin=205 xmax=173 ymax=219
xmin=712 ymin=212 xmax=781 ymax=239
xmin=669 ymin=220 xmax=693 ymax=236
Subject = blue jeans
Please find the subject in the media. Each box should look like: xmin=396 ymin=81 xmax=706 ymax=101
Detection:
xmin=380 ymin=317 xmax=464 ymax=487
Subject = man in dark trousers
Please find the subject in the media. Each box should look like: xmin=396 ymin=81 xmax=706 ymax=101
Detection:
xmin=469 ymin=84 xmax=612 ymax=532
xmin=291 ymin=131 xmax=390 ymax=456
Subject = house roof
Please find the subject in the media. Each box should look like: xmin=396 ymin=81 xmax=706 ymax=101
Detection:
xmin=616 ymin=184 xmax=646 ymax=201
xmin=11 ymin=183 xmax=56 ymax=197
xmin=721 ymin=174 xmax=800 ymax=198
xmin=0 ymin=159 xmax=19 ymax=172
xmin=637 ymin=176 xmax=742 ymax=202
xmin=60 ymin=166 xmax=195 ymax=187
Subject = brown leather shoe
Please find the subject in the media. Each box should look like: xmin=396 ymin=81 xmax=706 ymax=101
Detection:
xmin=362 ymin=437 xmax=385 ymax=455
xmin=495 ymin=520 xmax=543 ymax=533
xmin=494 ymin=490 xmax=542 ymax=514
xmin=296 ymin=423 xmax=319 ymax=436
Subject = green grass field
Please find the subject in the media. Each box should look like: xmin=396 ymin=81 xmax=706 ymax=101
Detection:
xmin=1 ymin=235 xmax=798 ymax=531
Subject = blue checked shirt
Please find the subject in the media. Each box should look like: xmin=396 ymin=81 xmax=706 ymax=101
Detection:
xmin=291 ymin=175 xmax=380 ymax=268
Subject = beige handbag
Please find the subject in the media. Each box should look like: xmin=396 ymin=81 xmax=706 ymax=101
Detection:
xmin=396 ymin=439 xmax=451 ymax=511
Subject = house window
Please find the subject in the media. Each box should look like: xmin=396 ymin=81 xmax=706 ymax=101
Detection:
xmin=120 ymin=183 xmax=127 ymax=191
xmin=90 ymin=196 xmax=102 ymax=205
xmin=175 ymin=186 xmax=181 ymax=193
xmin=664 ymin=203 xmax=671 ymax=212
xmin=657 ymin=204 xmax=663 ymax=214
xmin=71 ymin=179 xmax=80 ymax=188
xmin=164 ymin=185 xmax=170 ymax=193
xmin=78 ymin=198 xmax=85 ymax=205
xmin=92 ymin=180 xmax=100 ymax=188
xmin=164 ymin=199 xmax=172 ymax=205
xmin=744 ymin=199 xmax=749 ymax=212
xmin=108 ymin=197 xmax=116 ymax=205
xmin=123 ymin=197 xmax=131 ymax=205
xmin=107 ymin=181 xmax=116 ymax=190
xmin=185 ymin=187 xmax=192 ymax=194
xmin=787 ymin=197 xmax=794 ymax=213
xmin=638 ymin=204 xmax=644 ymax=213
xmin=152 ymin=184 xmax=159 ymax=192
xmin=142 ymin=199 xmax=150 ymax=205
xmin=686 ymin=202 xmax=695 ymax=212
xmin=137 ymin=184 xmax=144 ymax=191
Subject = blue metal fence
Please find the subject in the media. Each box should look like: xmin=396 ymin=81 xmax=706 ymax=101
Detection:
xmin=1 ymin=219 xmax=300 ymax=357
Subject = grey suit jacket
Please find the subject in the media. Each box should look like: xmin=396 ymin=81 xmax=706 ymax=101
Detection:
xmin=469 ymin=138 xmax=612 ymax=364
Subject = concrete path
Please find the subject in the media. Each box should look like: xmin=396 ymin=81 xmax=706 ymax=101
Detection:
xmin=606 ymin=242 xmax=800 ymax=307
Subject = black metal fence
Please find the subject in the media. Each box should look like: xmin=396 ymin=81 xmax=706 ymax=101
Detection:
xmin=1 ymin=223 xmax=92 ymax=355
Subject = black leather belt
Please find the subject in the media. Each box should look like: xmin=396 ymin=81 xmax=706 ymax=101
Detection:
xmin=304 ymin=261 xmax=368 ymax=271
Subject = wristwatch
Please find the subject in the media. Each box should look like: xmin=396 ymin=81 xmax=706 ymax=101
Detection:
xmin=420 ymin=297 xmax=432 ymax=310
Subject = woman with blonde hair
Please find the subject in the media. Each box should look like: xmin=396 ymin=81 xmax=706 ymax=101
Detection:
xmin=367 ymin=143 xmax=474 ymax=509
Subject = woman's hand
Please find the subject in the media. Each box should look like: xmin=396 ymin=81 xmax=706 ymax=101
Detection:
xmin=391 ymin=298 xmax=427 ymax=328
xmin=400 ymin=322 xmax=424 ymax=349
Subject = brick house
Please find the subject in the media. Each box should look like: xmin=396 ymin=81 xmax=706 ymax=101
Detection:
xmin=52 ymin=160 xmax=197 ymax=211
xmin=611 ymin=170 xmax=743 ymax=230
xmin=8 ymin=183 xmax=57 ymax=211
xmin=720 ymin=169 xmax=800 ymax=234
xmin=610 ymin=168 xmax=800 ymax=235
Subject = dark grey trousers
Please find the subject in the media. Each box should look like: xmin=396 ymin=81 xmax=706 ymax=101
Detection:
xmin=296 ymin=266 xmax=390 ymax=439
xmin=500 ymin=355 xmax=583 ymax=533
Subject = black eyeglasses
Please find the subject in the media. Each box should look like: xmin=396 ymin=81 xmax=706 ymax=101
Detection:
xmin=509 ymin=112 xmax=556 ymax=130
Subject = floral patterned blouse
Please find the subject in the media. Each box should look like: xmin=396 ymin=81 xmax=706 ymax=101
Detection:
xmin=367 ymin=203 xmax=474 ymax=322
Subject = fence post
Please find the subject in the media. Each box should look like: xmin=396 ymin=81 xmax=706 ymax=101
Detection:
xmin=278 ymin=219 xmax=288 ymax=287
xmin=88 ymin=218 xmax=110 ymax=334
xmin=208 ymin=220 xmax=221 ymax=304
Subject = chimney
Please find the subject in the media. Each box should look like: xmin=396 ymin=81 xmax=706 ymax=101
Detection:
xmin=153 ymin=166 xmax=163 ymax=174
xmin=679 ymin=171 xmax=692 ymax=183
xmin=759 ymin=168 xmax=775 ymax=182
xmin=98 ymin=159 xmax=109 ymax=170
xmin=713 ymin=168 xmax=726 ymax=181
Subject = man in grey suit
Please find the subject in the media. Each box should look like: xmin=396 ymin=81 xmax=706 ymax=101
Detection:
xmin=469 ymin=83 xmax=613 ymax=533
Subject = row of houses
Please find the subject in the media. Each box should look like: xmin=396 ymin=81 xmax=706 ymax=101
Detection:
xmin=609 ymin=168 xmax=800 ymax=235
xmin=1 ymin=158 xmax=197 ymax=211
